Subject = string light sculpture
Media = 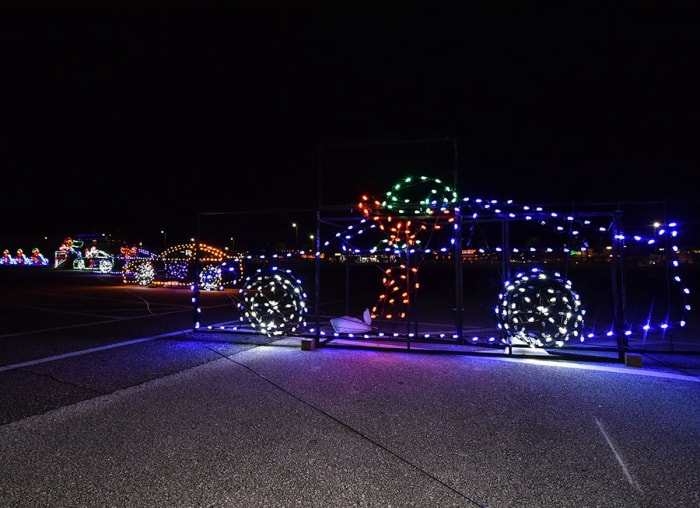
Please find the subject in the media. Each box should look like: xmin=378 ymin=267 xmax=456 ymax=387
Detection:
xmin=238 ymin=266 xmax=308 ymax=336
xmin=373 ymin=263 xmax=420 ymax=320
xmin=455 ymin=198 xmax=690 ymax=339
xmin=178 ymin=177 xmax=689 ymax=347
xmin=112 ymin=246 xmax=155 ymax=275
xmin=125 ymin=259 xmax=156 ymax=286
xmin=122 ymin=242 xmax=242 ymax=290
xmin=199 ymin=264 xmax=222 ymax=290
xmin=496 ymin=267 xmax=585 ymax=347
xmin=318 ymin=176 xmax=691 ymax=346
xmin=73 ymin=248 xmax=114 ymax=273
xmin=327 ymin=175 xmax=459 ymax=322
xmin=2 ymin=248 xmax=51 ymax=266
xmin=354 ymin=175 xmax=458 ymax=251
xmin=30 ymin=248 xmax=50 ymax=266
xmin=1 ymin=249 xmax=14 ymax=265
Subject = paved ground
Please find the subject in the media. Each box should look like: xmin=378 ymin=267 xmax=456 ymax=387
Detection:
xmin=1 ymin=331 xmax=699 ymax=507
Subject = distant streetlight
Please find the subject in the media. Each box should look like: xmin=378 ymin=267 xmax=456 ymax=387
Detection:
xmin=309 ymin=234 xmax=314 ymax=249
xmin=160 ymin=230 xmax=167 ymax=249
xmin=292 ymin=223 xmax=298 ymax=250
xmin=230 ymin=236 xmax=235 ymax=252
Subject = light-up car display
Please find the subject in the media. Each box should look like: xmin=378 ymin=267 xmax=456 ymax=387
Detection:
xmin=54 ymin=236 xmax=115 ymax=273
xmin=122 ymin=242 xmax=242 ymax=290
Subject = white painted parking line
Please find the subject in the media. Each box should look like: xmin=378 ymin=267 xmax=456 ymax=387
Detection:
xmin=595 ymin=417 xmax=643 ymax=493
xmin=0 ymin=330 xmax=190 ymax=373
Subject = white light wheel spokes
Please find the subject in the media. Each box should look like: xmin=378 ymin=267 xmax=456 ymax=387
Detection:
xmin=496 ymin=267 xmax=585 ymax=347
xmin=199 ymin=264 xmax=223 ymax=291
xmin=97 ymin=258 xmax=114 ymax=274
xmin=134 ymin=261 xmax=155 ymax=286
xmin=239 ymin=267 xmax=308 ymax=336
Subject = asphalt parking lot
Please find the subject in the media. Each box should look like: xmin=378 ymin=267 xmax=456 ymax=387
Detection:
xmin=1 ymin=268 xmax=699 ymax=507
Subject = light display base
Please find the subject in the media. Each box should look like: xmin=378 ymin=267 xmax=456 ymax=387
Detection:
xmin=625 ymin=353 xmax=643 ymax=368
xmin=301 ymin=338 xmax=316 ymax=351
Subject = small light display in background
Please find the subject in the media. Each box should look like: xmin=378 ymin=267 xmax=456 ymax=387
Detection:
xmin=1 ymin=247 xmax=49 ymax=266
xmin=122 ymin=242 xmax=242 ymax=291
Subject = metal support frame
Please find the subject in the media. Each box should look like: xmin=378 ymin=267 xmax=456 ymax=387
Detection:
xmin=189 ymin=149 xmax=682 ymax=361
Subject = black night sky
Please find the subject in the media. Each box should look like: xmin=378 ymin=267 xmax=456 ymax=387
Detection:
xmin=1 ymin=6 xmax=699 ymax=251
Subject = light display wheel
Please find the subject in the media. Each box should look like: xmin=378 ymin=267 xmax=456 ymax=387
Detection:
xmin=134 ymin=261 xmax=155 ymax=286
xmin=199 ymin=264 xmax=222 ymax=291
xmin=238 ymin=267 xmax=308 ymax=336
xmin=496 ymin=267 xmax=585 ymax=348
xmin=97 ymin=259 xmax=114 ymax=274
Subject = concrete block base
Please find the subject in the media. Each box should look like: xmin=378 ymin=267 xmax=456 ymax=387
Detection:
xmin=301 ymin=339 xmax=316 ymax=351
xmin=625 ymin=353 xmax=643 ymax=367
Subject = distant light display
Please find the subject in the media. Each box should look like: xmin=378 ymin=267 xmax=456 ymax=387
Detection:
xmin=496 ymin=267 xmax=585 ymax=347
xmin=1 ymin=249 xmax=13 ymax=265
xmin=199 ymin=264 xmax=222 ymax=290
xmin=31 ymin=248 xmax=49 ymax=266
xmin=15 ymin=249 xmax=28 ymax=264
xmin=239 ymin=266 xmax=308 ymax=336
xmin=1 ymin=248 xmax=49 ymax=266
xmin=73 ymin=248 xmax=114 ymax=273
xmin=122 ymin=242 xmax=241 ymax=290
xmin=129 ymin=260 xmax=156 ymax=286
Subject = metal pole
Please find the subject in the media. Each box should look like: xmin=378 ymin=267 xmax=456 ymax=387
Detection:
xmin=611 ymin=210 xmax=629 ymax=359
xmin=452 ymin=138 xmax=464 ymax=343
xmin=406 ymin=247 xmax=412 ymax=338
xmin=314 ymin=210 xmax=321 ymax=345
xmin=661 ymin=202 xmax=674 ymax=351
xmin=502 ymin=217 xmax=512 ymax=355
xmin=314 ymin=146 xmax=323 ymax=347
xmin=192 ymin=214 xmax=201 ymax=333
xmin=345 ymin=243 xmax=350 ymax=316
